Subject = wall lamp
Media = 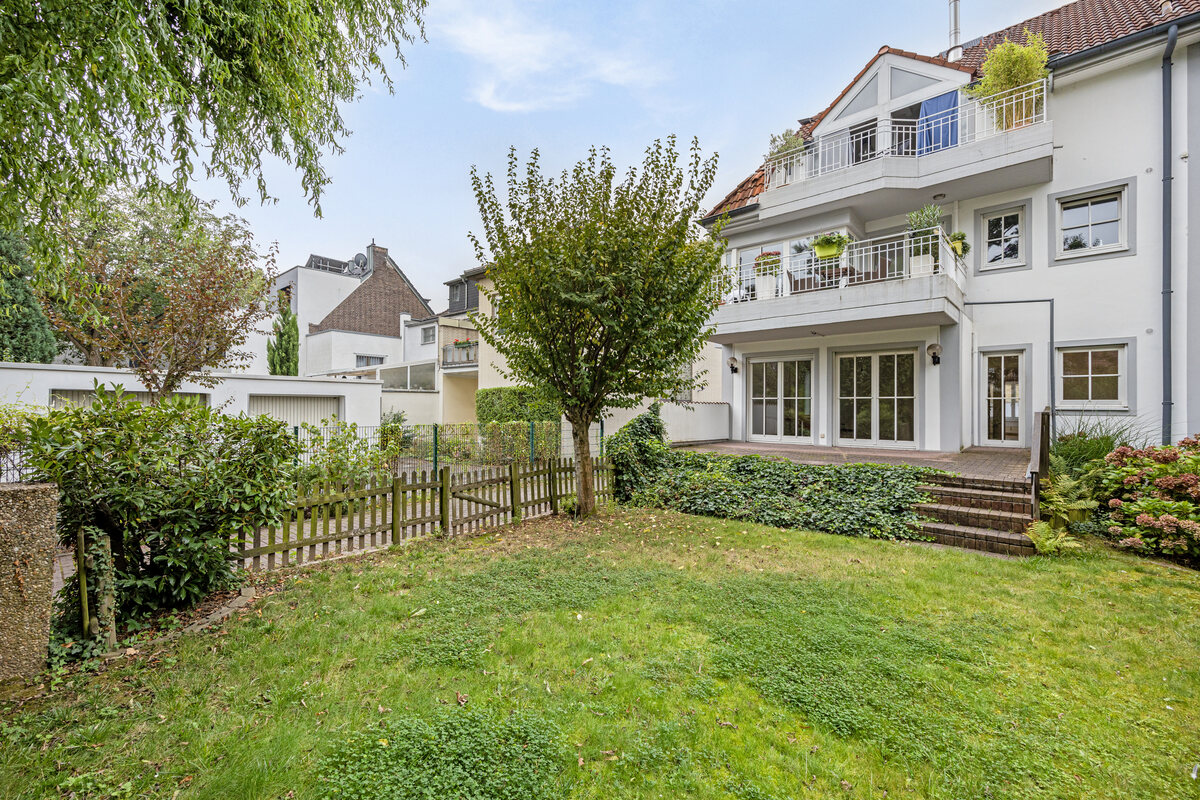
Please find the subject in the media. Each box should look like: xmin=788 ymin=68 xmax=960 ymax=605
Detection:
xmin=926 ymin=343 xmax=943 ymax=365
xmin=727 ymin=356 xmax=739 ymax=374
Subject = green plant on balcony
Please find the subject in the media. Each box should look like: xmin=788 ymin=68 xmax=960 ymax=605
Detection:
xmin=906 ymin=204 xmax=943 ymax=261
xmin=811 ymin=233 xmax=850 ymax=260
xmin=764 ymin=128 xmax=806 ymax=161
xmin=948 ymin=231 xmax=971 ymax=257
xmin=753 ymin=250 xmax=782 ymax=276
xmin=452 ymin=337 xmax=473 ymax=348
xmin=966 ymin=29 xmax=1048 ymax=131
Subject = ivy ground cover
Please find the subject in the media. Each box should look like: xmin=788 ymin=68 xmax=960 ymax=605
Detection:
xmin=2 ymin=509 xmax=1198 ymax=799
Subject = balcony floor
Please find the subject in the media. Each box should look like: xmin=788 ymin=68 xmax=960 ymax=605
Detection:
xmin=677 ymin=441 xmax=1029 ymax=483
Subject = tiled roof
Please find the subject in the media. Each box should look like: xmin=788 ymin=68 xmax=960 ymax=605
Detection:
xmin=704 ymin=0 xmax=1198 ymax=221
xmin=309 ymin=246 xmax=435 ymax=338
xmin=956 ymin=0 xmax=1199 ymax=72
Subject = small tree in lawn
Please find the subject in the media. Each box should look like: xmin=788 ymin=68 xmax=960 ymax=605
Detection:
xmin=267 ymin=292 xmax=299 ymax=376
xmin=45 ymin=197 xmax=275 ymax=401
xmin=469 ymin=137 xmax=727 ymax=516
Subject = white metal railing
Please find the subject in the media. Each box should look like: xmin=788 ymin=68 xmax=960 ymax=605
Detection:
xmin=718 ymin=227 xmax=965 ymax=305
xmin=442 ymin=341 xmax=479 ymax=366
xmin=765 ymin=79 xmax=1047 ymax=190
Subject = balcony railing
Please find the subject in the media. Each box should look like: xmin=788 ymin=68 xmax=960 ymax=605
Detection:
xmin=765 ymin=79 xmax=1047 ymax=190
xmin=442 ymin=341 xmax=479 ymax=366
xmin=718 ymin=227 xmax=964 ymax=306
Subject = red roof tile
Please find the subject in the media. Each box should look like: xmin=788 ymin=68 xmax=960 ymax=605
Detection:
xmin=704 ymin=0 xmax=1198 ymax=221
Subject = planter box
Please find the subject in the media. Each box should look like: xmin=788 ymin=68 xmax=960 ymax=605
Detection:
xmin=755 ymin=275 xmax=778 ymax=300
xmin=910 ymin=253 xmax=936 ymax=275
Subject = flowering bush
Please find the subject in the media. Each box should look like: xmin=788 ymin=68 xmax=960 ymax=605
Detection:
xmin=1091 ymin=435 xmax=1200 ymax=561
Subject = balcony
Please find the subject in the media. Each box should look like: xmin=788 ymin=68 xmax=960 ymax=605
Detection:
xmin=758 ymin=80 xmax=1052 ymax=219
xmin=442 ymin=341 xmax=479 ymax=368
xmin=710 ymin=228 xmax=967 ymax=342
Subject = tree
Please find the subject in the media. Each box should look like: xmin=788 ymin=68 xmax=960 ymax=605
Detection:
xmin=0 ymin=232 xmax=56 ymax=363
xmin=0 ymin=0 xmax=426 ymax=258
xmin=469 ymin=137 xmax=727 ymax=516
xmin=267 ymin=292 xmax=300 ymax=376
xmin=44 ymin=197 xmax=275 ymax=401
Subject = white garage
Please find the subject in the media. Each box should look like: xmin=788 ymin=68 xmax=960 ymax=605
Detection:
xmin=246 ymin=395 xmax=341 ymax=428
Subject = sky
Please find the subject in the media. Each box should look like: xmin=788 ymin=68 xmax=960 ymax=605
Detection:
xmin=197 ymin=0 xmax=1067 ymax=309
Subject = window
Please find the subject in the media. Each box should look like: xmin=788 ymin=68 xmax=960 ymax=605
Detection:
xmin=1058 ymin=346 xmax=1126 ymax=408
xmin=984 ymin=209 xmax=1022 ymax=267
xmin=1058 ymin=192 xmax=1123 ymax=255
xmin=378 ymin=362 xmax=436 ymax=391
xmin=355 ymin=354 xmax=384 ymax=368
xmin=421 ymin=326 xmax=435 ymax=344
xmin=449 ymin=283 xmax=464 ymax=304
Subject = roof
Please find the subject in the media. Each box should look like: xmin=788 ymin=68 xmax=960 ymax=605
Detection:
xmin=703 ymin=0 xmax=1199 ymax=222
xmin=309 ymin=245 xmax=435 ymax=338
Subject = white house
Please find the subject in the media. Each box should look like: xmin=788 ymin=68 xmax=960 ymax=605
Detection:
xmin=703 ymin=0 xmax=1199 ymax=452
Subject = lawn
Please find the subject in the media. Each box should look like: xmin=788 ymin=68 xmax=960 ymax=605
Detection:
xmin=2 ymin=508 xmax=1199 ymax=799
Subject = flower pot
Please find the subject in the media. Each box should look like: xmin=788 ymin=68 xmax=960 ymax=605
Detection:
xmin=813 ymin=242 xmax=843 ymax=260
xmin=950 ymin=240 xmax=964 ymax=256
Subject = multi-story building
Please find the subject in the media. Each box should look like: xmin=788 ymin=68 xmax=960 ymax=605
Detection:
xmin=703 ymin=0 xmax=1198 ymax=452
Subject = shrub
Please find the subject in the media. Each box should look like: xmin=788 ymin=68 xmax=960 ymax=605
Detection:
xmin=1090 ymin=434 xmax=1200 ymax=562
xmin=475 ymin=387 xmax=560 ymax=424
xmin=379 ymin=411 xmax=415 ymax=453
xmin=1050 ymin=415 xmax=1149 ymax=477
xmin=21 ymin=385 xmax=298 ymax=619
xmin=634 ymin=451 xmax=934 ymax=541
xmin=299 ymin=417 xmax=399 ymax=487
xmin=315 ymin=709 xmax=564 ymax=800
xmin=606 ymin=403 xmax=672 ymax=502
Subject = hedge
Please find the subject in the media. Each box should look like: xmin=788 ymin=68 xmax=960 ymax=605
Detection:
xmin=475 ymin=387 xmax=560 ymax=424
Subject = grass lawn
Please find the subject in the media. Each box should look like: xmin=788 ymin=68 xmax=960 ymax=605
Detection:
xmin=2 ymin=508 xmax=1199 ymax=799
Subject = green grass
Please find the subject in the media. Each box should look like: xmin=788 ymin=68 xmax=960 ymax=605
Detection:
xmin=3 ymin=508 xmax=1199 ymax=799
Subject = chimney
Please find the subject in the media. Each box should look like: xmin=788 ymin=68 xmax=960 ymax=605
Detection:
xmin=948 ymin=0 xmax=963 ymax=61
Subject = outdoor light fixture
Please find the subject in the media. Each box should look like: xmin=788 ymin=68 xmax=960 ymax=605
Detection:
xmin=727 ymin=356 xmax=739 ymax=374
xmin=926 ymin=343 xmax=943 ymax=365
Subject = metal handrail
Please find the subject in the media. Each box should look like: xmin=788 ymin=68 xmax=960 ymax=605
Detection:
xmin=764 ymin=78 xmax=1048 ymax=190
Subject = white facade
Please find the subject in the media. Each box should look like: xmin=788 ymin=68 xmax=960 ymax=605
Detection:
xmin=0 ymin=363 xmax=383 ymax=429
xmin=709 ymin=28 xmax=1198 ymax=451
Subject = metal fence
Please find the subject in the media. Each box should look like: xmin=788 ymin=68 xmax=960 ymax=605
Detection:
xmin=295 ymin=420 xmax=605 ymax=476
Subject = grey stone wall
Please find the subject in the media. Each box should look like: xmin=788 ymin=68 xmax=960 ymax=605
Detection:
xmin=0 ymin=483 xmax=58 ymax=681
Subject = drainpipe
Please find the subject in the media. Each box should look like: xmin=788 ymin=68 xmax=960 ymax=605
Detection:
xmin=1161 ymin=24 xmax=1178 ymax=445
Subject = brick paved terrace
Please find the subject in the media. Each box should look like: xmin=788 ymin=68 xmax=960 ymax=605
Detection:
xmin=677 ymin=441 xmax=1031 ymax=483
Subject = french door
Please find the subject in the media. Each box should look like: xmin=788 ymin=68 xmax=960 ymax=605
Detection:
xmin=984 ymin=352 xmax=1023 ymax=445
xmin=837 ymin=352 xmax=916 ymax=446
xmin=750 ymin=358 xmax=813 ymax=441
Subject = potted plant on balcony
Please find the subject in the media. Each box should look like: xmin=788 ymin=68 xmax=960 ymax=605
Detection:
xmin=906 ymin=204 xmax=943 ymax=274
xmin=966 ymin=30 xmax=1048 ymax=131
xmin=811 ymin=232 xmax=850 ymax=260
xmin=453 ymin=337 xmax=473 ymax=348
xmin=948 ymin=231 xmax=971 ymax=258
xmin=764 ymin=128 xmax=806 ymax=188
xmin=753 ymin=250 xmax=782 ymax=299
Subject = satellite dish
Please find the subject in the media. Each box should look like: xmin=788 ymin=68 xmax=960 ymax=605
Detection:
xmin=353 ymin=253 xmax=368 ymax=269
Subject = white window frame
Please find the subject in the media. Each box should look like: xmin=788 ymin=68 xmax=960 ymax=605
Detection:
xmin=1055 ymin=189 xmax=1126 ymax=259
xmin=981 ymin=207 xmax=1024 ymax=269
xmin=449 ymin=283 xmax=464 ymax=303
xmin=1057 ymin=345 xmax=1127 ymax=410
xmin=355 ymin=354 xmax=385 ymax=368
xmin=421 ymin=326 xmax=435 ymax=344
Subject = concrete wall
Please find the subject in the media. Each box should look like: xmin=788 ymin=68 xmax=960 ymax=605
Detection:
xmin=382 ymin=390 xmax=441 ymax=425
xmin=0 ymin=483 xmax=57 ymax=680
xmin=600 ymin=400 xmax=731 ymax=444
xmin=305 ymin=330 xmax=406 ymax=375
xmin=404 ymin=320 xmax=440 ymax=362
xmin=0 ymin=364 xmax=382 ymax=428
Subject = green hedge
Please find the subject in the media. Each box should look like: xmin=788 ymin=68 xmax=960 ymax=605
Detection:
xmin=475 ymin=387 xmax=560 ymax=423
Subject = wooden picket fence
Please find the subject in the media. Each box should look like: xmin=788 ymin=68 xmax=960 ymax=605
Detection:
xmin=234 ymin=457 xmax=613 ymax=570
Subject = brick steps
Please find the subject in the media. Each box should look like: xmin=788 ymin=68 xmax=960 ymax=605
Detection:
xmin=915 ymin=474 xmax=1036 ymax=556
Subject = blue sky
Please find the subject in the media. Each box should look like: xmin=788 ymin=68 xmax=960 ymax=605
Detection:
xmin=199 ymin=0 xmax=1064 ymax=308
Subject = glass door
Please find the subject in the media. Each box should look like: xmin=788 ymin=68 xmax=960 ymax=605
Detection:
xmin=837 ymin=352 xmax=917 ymax=446
xmin=984 ymin=353 xmax=1022 ymax=445
xmin=750 ymin=359 xmax=812 ymax=441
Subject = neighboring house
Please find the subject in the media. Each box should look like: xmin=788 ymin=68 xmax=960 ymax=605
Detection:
xmin=258 ymin=242 xmax=435 ymax=377
xmin=703 ymin=0 xmax=1199 ymax=451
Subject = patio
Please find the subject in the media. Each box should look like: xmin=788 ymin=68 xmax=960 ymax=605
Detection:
xmin=677 ymin=441 xmax=1031 ymax=483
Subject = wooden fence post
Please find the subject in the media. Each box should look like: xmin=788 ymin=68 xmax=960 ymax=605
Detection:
xmin=391 ymin=475 xmax=402 ymax=543
xmin=76 ymin=528 xmax=89 ymax=637
xmin=439 ymin=466 xmax=451 ymax=535
xmin=548 ymin=458 xmax=560 ymax=515
xmin=508 ymin=461 xmax=521 ymax=524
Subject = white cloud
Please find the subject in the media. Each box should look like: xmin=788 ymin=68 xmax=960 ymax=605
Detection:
xmin=431 ymin=0 xmax=663 ymax=112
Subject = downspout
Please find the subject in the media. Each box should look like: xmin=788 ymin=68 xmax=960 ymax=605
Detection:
xmin=1161 ymin=24 xmax=1178 ymax=445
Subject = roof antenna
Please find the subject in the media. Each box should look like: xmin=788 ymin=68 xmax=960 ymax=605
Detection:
xmin=948 ymin=0 xmax=963 ymax=61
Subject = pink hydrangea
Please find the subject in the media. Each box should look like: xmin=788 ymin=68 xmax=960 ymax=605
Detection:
xmin=1117 ymin=537 xmax=1147 ymax=550
xmin=1135 ymin=513 xmax=1156 ymax=527
xmin=1107 ymin=497 xmax=1123 ymax=508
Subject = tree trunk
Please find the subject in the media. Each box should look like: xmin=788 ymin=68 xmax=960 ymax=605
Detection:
xmin=569 ymin=415 xmax=596 ymax=517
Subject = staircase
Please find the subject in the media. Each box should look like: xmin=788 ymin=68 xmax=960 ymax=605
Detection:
xmin=915 ymin=473 xmax=1036 ymax=556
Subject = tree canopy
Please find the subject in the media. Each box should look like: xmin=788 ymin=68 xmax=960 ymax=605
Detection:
xmin=469 ymin=137 xmax=726 ymax=515
xmin=0 ymin=232 xmax=56 ymax=363
xmin=0 ymin=0 xmax=427 ymax=254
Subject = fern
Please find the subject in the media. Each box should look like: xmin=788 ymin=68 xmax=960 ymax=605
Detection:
xmin=1025 ymin=520 xmax=1082 ymax=556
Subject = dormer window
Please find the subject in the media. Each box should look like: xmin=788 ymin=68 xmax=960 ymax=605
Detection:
xmin=449 ymin=283 xmax=464 ymax=304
